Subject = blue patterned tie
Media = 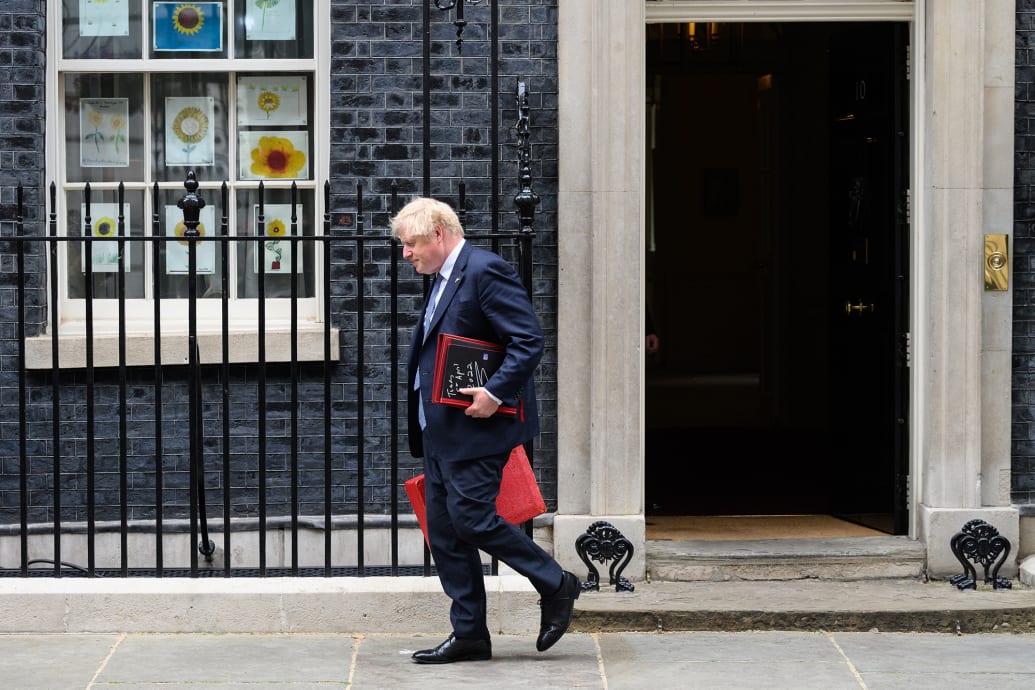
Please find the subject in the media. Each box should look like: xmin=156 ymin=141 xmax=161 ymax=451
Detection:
xmin=418 ymin=274 xmax=443 ymax=428
xmin=423 ymin=273 xmax=443 ymax=342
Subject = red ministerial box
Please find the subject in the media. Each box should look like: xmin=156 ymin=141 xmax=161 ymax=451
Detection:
xmin=404 ymin=445 xmax=547 ymax=546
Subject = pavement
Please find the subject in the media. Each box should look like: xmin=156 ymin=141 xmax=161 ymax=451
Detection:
xmin=2 ymin=628 xmax=1035 ymax=689
xmin=1 ymin=576 xmax=1035 ymax=689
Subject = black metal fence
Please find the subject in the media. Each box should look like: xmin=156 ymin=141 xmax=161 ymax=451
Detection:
xmin=0 ymin=171 xmax=537 ymax=578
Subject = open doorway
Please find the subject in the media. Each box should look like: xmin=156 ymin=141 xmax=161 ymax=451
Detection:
xmin=644 ymin=22 xmax=909 ymax=535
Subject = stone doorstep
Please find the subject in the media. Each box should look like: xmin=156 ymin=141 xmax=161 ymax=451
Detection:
xmin=646 ymin=536 xmax=928 ymax=582
xmin=573 ymin=575 xmax=1035 ymax=635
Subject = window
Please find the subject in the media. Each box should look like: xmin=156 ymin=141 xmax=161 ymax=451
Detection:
xmin=38 ymin=1 xmax=331 ymax=366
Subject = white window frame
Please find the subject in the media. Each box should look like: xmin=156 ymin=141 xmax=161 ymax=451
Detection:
xmin=33 ymin=0 xmax=334 ymax=368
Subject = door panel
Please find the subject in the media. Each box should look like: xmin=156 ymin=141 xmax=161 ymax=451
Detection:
xmin=827 ymin=24 xmax=909 ymax=533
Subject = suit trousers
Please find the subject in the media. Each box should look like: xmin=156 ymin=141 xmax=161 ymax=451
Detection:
xmin=421 ymin=430 xmax=563 ymax=640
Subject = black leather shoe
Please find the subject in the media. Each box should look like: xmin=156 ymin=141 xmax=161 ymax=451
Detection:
xmin=412 ymin=634 xmax=492 ymax=664
xmin=536 ymin=570 xmax=581 ymax=652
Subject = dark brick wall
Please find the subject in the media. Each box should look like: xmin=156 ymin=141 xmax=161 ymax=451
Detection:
xmin=0 ymin=1 xmax=559 ymax=528
xmin=1016 ymin=1 xmax=1035 ymax=507
xmin=0 ymin=1 xmax=48 ymax=518
xmin=328 ymin=0 xmax=560 ymax=500
xmin=0 ymin=0 xmax=47 ymax=300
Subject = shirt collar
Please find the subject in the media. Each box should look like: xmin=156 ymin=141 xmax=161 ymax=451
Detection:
xmin=438 ymin=238 xmax=465 ymax=283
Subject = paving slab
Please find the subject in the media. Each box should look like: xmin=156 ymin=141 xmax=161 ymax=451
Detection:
xmin=93 ymin=633 xmax=353 ymax=687
xmin=860 ymin=672 xmax=1035 ymax=690
xmin=830 ymin=632 xmax=1035 ymax=673
xmin=598 ymin=631 xmax=862 ymax=690
xmin=354 ymin=634 xmax=603 ymax=690
xmin=0 ymin=633 xmax=118 ymax=689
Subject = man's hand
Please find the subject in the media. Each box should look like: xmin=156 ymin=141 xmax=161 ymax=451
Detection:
xmin=459 ymin=387 xmax=500 ymax=418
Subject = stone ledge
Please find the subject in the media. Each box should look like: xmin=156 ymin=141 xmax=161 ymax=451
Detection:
xmin=646 ymin=536 xmax=926 ymax=582
xmin=572 ymin=578 xmax=1035 ymax=634
xmin=0 ymin=575 xmax=539 ymax=635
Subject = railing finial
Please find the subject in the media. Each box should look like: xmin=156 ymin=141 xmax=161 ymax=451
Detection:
xmin=177 ymin=170 xmax=206 ymax=239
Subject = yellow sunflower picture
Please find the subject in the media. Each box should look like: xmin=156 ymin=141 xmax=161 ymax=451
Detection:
xmin=266 ymin=219 xmax=287 ymax=237
xmin=172 ymin=4 xmax=204 ymax=35
xmin=154 ymin=2 xmax=222 ymax=52
xmin=108 ymin=114 xmax=126 ymax=155
xmin=174 ymin=220 xmax=207 ymax=245
xmin=257 ymin=91 xmax=280 ymax=118
xmin=84 ymin=108 xmax=105 ymax=152
xmin=165 ymin=206 xmax=216 ymax=275
xmin=247 ymin=134 xmax=307 ymax=179
xmin=173 ymin=107 xmax=209 ymax=144
xmin=82 ymin=203 xmax=130 ymax=272
xmin=166 ymin=98 xmax=214 ymax=165
xmin=93 ymin=216 xmax=117 ymax=237
xmin=254 ymin=204 xmax=300 ymax=273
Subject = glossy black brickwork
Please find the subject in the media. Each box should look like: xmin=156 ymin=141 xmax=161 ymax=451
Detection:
xmin=1015 ymin=2 xmax=1035 ymax=507
xmin=0 ymin=0 xmax=46 ymax=281
xmin=0 ymin=2 xmax=48 ymax=517
xmin=0 ymin=1 xmax=560 ymax=529
xmin=328 ymin=0 xmax=560 ymax=502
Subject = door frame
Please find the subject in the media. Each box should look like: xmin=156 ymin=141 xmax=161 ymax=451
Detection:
xmin=644 ymin=1 xmax=918 ymax=534
xmin=557 ymin=0 xmax=1019 ymax=576
xmin=553 ymin=2 xmax=923 ymax=574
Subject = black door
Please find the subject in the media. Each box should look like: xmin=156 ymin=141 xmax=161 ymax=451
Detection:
xmin=827 ymin=24 xmax=910 ymax=534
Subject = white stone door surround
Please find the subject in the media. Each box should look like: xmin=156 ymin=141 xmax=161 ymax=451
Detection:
xmin=554 ymin=0 xmax=1019 ymax=579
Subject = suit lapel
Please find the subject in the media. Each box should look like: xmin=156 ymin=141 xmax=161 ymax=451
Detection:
xmin=426 ymin=242 xmax=470 ymax=337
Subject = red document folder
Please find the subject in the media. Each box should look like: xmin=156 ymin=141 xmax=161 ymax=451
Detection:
xmin=431 ymin=333 xmax=519 ymax=416
xmin=404 ymin=445 xmax=547 ymax=546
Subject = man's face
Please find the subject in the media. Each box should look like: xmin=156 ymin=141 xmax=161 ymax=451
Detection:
xmin=399 ymin=226 xmax=446 ymax=275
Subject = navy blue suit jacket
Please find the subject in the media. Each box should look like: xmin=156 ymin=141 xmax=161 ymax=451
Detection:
xmin=407 ymin=242 xmax=543 ymax=462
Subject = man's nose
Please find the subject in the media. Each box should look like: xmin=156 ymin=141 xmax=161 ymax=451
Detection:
xmin=402 ymin=245 xmax=412 ymax=258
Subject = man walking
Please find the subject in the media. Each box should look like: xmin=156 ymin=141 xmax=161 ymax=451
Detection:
xmin=391 ymin=197 xmax=580 ymax=664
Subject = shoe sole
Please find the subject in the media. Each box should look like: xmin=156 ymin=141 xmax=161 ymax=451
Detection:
xmin=412 ymin=653 xmax=492 ymax=664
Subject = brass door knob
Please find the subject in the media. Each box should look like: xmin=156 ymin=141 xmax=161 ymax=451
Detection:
xmin=845 ymin=301 xmax=874 ymax=315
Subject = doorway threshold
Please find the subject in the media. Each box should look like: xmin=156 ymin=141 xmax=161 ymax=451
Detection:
xmin=645 ymin=515 xmax=924 ymax=582
xmin=645 ymin=514 xmax=888 ymax=541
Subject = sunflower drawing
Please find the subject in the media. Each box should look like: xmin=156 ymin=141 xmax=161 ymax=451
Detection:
xmin=257 ymin=91 xmax=280 ymax=118
xmin=249 ymin=136 xmax=306 ymax=179
xmin=171 ymin=106 xmax=209 ymax=161
xmin=108 ymin=114 xmax=126 ymax=155
xmin=84 ymin=108 xmax=105 ymax=152
xmin=174 ymin=220 xmax=206 ymax=245
xmin=93 ymin=216 xmax=117 ymax=237
xmin=172 ymin=4 xmax=205 ymax=36
xmin=263 ymin=218 xmax=287 ymax=268
xmin=255 ymin=0 xmax=282 ymax=30
xmin=266 ymin=219 xmax=287 ymax=237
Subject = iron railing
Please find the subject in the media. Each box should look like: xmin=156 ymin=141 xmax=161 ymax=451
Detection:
xmin=0 ymin=169 xmax=537 ymax=578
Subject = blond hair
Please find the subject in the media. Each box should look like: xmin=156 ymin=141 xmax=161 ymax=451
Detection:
xmin=389 ymin=197 xmax=464 ymax=240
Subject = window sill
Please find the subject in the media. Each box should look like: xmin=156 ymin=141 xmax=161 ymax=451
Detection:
xmin=24 ymin=322 xmax=339 ymax=369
